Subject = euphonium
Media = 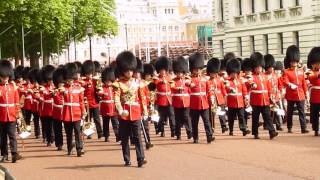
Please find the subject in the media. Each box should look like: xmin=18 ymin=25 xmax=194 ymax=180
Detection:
xmin=210 ymin=87 xmax=218 ymax=113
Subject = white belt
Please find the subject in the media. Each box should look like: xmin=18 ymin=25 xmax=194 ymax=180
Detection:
xmin=156 ymin=92 xmax=171 ymax=96
xmin=25 ymin=96 xmax=32 ymax=100
xmin=311 ymin=86 xmax=320 ymax=90
xmin=100 ymin=100 xmax=114 ymax=104
xmin=124 ymin=102 xmax=140 ymax=106
xmin=0 ymin=104 xmax=15 ymax=107
xmin=251 ymin=90 xmax=268 ymax=94
xmin=44 ymin=100 xmax=53 ymax=103
xmin=64 ymin=103 xmax=80 ymax=106
xmin=227 ymin=93 xmax=242 ymax=96
xmin=190 ymin=92 xmax=206 ymax=96
xmin=172 ymin=93 xmax=189 ymax=97
xmin=53 ymin=104 xmax=63 ymax=108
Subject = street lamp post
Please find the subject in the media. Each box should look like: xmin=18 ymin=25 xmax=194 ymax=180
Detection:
xmin=107 ymin=42 xmax=111 ymax=65
xmin=72 ymin=8 xmax=77 ymax=61
xmin=87 ymin=25 xmax=93 ymax=61
xmin=65 ymin=36 xmax=70 ymax=62
xmin=125 ymin=23 xmax=128 ymax=50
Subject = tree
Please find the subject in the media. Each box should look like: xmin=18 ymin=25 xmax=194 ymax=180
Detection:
xmin=0 ymin=0 xmax=117 ymax=68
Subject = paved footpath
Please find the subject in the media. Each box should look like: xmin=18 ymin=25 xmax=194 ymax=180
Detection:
xmin=2 ymin=121 xmax=320 ymax=180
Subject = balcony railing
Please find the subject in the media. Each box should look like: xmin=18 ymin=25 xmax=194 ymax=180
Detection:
xmin=246 ymin=13 xmax=257 ymax=23
xmin=259 ymin=11 xmax=271 ymax=21
xmin=289 ymin=6 xmax=302 ymax=17
xmin=234 ymin=15 xmax=244 ymax=25
xmin=274 ymin=8 xmax=286 ymax=19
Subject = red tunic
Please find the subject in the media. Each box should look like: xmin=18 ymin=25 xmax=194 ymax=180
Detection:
xmin=154 ymin=75 xmax=172 ymax=106
xmin=52 ymin=90 xmax=64 ymax=121
xmin=42 ymin=83 xmax=55 ymax=117
xmin=97 ymin=84 xmax=117 ymax=117
xmin=308 ymin=71 xmax=320 ymax=104
xmin=282 ymin=68 xmax=307 ymax=101
xmin=82 ymin=78 xmax=99 ymax=108
xmin=266 ymin=72 xmax=282 ymax=102
xmin=0 ymin=83 xmax=20 ymax=122
xmin=206 ymin=76 xmax=226 ymax=106
xmin=189 ymin=75 xmax=209 ymax=110
xmin=62 ymin=83 xmax=85 ymax=122
xmin=248 ymin=73 xmax=272 ymax=106
xmin=171 ymin=77 xmax=190 ymax=108
xmin=225 ymin=76 xmax=248 ymax=108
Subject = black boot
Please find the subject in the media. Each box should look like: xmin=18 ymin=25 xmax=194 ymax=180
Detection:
xmin=0 ymin=155 xmax=8 ymax=162
xmin=254 ymin=134 xmax=260 ymax=139
xmin=12 ymin=153 xmax=22 ymax=163
xmin=207 ymin=136 xmax=215 ymax=144
xmin=242 ymin=130 xmax=251 ymax=136
xmin=288 ymin=128 xmax=293 ymax=133
xmin=229 ymin=132 xmax=234 ymax=136
xmin=77 ymin=149 xmax=85 ymax=157
xmin=124 ymin=161 xmax=131 ymax=166
xmin=301 ymin=129 xmax=309 ymax=134
xmin=138 ymin=159 xmax=147 ymax=168
xmin=315 ymin=131 xmax=319 ymax=136
xmin=270 ymin=131 xmax=279 ymax=140
xmin=105 ymin=137 xmax=109 ymax=142
xmin=222 ymin=127 xmax=228 ymax=133
xmin=57 ymin=146 xmax=63 ymax=151
xmin=146 ymin=142 xmax=154 ymax=150
xmin=193 ymin=139 xmax=199 ymax=144
xmin=160 ymin=131 xmax=165 ymax=137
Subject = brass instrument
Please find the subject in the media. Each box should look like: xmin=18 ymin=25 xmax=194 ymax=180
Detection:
xmin=82 ymin=97 xmax=95 ymax=137
xmin=149 ymin=87 xmax=159 ymax=123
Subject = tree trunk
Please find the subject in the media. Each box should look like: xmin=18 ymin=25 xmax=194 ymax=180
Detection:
xmin=29 ymin=51 xmax=39 ymax=68
xmin=13 ymin=37 xmax=21 ymax=67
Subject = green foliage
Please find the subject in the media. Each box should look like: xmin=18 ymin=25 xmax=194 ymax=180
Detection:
xmin=0 ymin=0 xmax=117 ymax=67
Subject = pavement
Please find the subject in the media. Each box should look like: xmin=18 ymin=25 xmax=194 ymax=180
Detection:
xmin=1 ymin=120 xmax=320 ymax=180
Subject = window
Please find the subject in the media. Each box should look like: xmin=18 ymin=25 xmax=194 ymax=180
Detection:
xmin=251 ymin=0 xmax=255 ymax=13
xmin=220 ymin=40 xmax=224 ymax=57
xmin=165 ymin=9 xmax=167 ymax=14
xmin=169 ymin=26 xmax=173 ymax=32
xmin=172 ymin=9 xmax=174 ymax=14
xmin=162 ymin=26 xmax=166 ymax=31
xmin=265 ymin=0 xmax=268 ymax=11
xmin=237 ymin=37 xmax=243 ymax=57
xmin=293 ymin=31 xmax=299 ymax=47
xmin=295 ymin=0 xmax=299 ymax=6
xmin=219 ymin=0 xmax=224 ymax=21
xmin=263 ymin=34 xmax=269 ymax=54
xmin=280 ymin=0 xmax=283 ymax=8
xmin=238 ymin=0 xmax=242 ymax=15
xmin=250 ymin=36 xmax=255 ymax=53
xmin=175 ymin=26 xmax=179 ymax=31
xmin=278 ymin=33 xmax=284 ymax=54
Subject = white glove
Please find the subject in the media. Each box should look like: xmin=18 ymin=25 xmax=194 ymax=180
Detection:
xmin=120 ymin=110 xmax=129 ymax=117
xmin=289 ymin=83 xmax=298 ymax=90
xmin=251 ymin=83 xmax=257 ymax=89
xmin=143 ymin=115 xmax=149 ymax=121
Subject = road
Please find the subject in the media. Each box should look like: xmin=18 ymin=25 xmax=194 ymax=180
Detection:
xmin=2 ymin=120 xmax=320 ymax=180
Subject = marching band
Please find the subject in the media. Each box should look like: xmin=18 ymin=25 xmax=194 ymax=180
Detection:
xmin=0 ymin=45 xmax=319 ymax=168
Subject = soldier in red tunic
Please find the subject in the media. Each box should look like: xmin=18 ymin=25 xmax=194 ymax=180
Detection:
xmin=41 ymin=65 xmax=56 ymax=147
xmin=28 ymin=68 xmax=41 ymax=138
xmin=248 ymin=52 xmax=278 ymax=139
xmin=0 ymin=59 xmax=22 ymax=163
xmin=188 ymin=52 xmax=214 ymax=144
xmin=225 ymin=59 xmax=251 ymax=136
xmin=206 ymin=58 xmax=228 ymax=133
xmin=113 ymin=51 xmax=148 ymax=167
xmin=52 ymin=67 xmax=65 ymax=151
xmin=62 ymin=63 xmax=86 ymax=157
xmin=154 ymin=56 xmax=175 ymax=137
xmin=282 ymin=45 xmax=309 ymax=133
xmin=307 ymin=47 xmax=320 ymax=136
xmin=21 ymin=67 xmax=33 ymax=128
xmin=97 ymin=67 xmax=119 ymax=142
xmin=265 ymin=54 xmax=283 ymax=131
xmin=81 ymin=60 xmax=103 ymax=139
xmin=171 ymin=56 xmax=192 ymax=140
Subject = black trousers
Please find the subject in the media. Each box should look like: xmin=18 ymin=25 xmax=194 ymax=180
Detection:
xmin=227 ymin=108 xmax=247 ymax=132
xmin=32 ymin=112 xmax=41 ymax=137
xmin=190 ymin=109 xmax=213 ymax=140
xmin=102 ymin=116 xmax=119 ymax=139
xmin=53 ymin=119 xmax=63 ymax=147
xmin=252 ymin=106 xmax=275 ymax=135
xmin=310 ymin=103 xmax=320 ymax=132
xmin=174 ymin=108 xmax=192 ymax=138
xmin=209 ymin=105 xmax=227 ymax=129
xmin=0 ymin=122 xmax=17 ymax=156
xmin=142 ymin=118 xmax=151 ymax=143
xmin=158 ymin=105 xmax=175 ymax=134
xmin=89 ymin=108 xmax=103 ymax=137
xmin=286 ymin=100 xmax=307 ymax=130
xmin=40 ymin=117 xmax=46 ymax=140
xmin=119 ymin=119 xmax=144 ymax=163
xmin=24 ymin=110 xmax=32 ymax=126
xmin=44 ymin=116 xmax=54 ymax=144
xmin=63 ymin=121 xmax=83 ymax=152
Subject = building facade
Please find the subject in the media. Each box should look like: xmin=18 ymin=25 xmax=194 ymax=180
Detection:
xmin=212 ymin=0 xmax=320 ymax=61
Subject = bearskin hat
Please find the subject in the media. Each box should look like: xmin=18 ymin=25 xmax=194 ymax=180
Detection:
xmin=264 ymin=54 xmax=276 ymax=70
xmin=42 ymin=65 xmax=55 ymax=83
xmin=285 ymin=45 xmax=300 ymax=63
xmin=226 ymin=58 xmax=241 ymax=74
xmin=206 ymin=58 xmax=220 ymax=74
xmin=275 ymin=61 xmax=284 ymax=71
xmin=36 ymin=69 xmax=44 ymax=85
xmin=64 ymin=63 xmax=78 ymax=80
xmin=28 ymin=68 xmax=39 ymax=84
xmin=74 ymin=61 xmax=82 ymax=74
xmin=94 ymin=61 xmax=101 ymax=74
xmin=101 ymin=67 xmax=116 ymax=82
xmin=22 ymin=67 xmax=31 ymax=80
xmin=307 ymin=47 xmax=320 ymax=69
xmin=135 ymin=57 xmax=144 ymax=73
xmin=220 ymin=59 xmax=227 ymax=71
xmin=82 ymin=60 xmax=95 ymax=75
xmin=155 ymin=56 xmax=170 ymax=73
xmin=173 ymin=56 xmax=189 ymax=74
xmin=241 ymin=58 xmax=253 ymax=72
xmin=250 ymin=52 xmax=265 ymax=68
xmin=14 ymin=65 xmax=24 ymax=80
xmin=0 ymin=59 xmax=13 ymax=78
xmin=116 ymin=51 xmax=137 ymax=75
xmin=189 ymin=52 xmax=204 ymax=71
xmin=224 ymin=52 xmax=236 ymax=61
xmin=52 ymin=67 xmax=65 ymax=88
xmin=143 ymin=64 xmax=154 ymax=78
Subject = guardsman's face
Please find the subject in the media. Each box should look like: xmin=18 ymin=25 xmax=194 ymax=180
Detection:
xmin=0 ymin=76 xmax=9 ymax=84
xmin=124 ymin=70 xmax=133 ymax=79
xmin=175 ymin=72 xmax=184 ymax=78
xmin=192 ymin=68 xmax=201 ymax=76
xmin=133 ymin=72 xmax=141 ymax=79
xmin=144 ymin=75 xmax=152 ymax=81
xmin=267 ymin=67 xmax=274 ymax=73
xmin=290 ymin=61 xmax=298 ymax=68
xmin=230 ymin=73 xmax=237 ymax=79
xmin=254 ymin=66 xmax=263 ymax=74
xmin=209 ymin=72 xmax=217 ymax=78
xmin=159 ymin=69 xmax=167 ymax=76
xmin=312 ymin=63 xmax=320 ymax=70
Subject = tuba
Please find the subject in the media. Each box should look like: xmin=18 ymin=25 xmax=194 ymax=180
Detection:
xmin=82 ymin=97 xmax=95 ymax=137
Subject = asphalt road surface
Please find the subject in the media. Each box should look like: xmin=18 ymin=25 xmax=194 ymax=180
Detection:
xmin=2 ymin=120 xmax=320 ymax=180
